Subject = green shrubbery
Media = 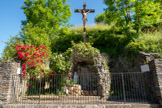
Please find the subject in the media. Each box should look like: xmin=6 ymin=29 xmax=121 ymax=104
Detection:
xmin=51 ymin=24 xmax=137 ymax=56
xmin=126 ymin=31 xmax=162 ymax=56
xmin=51 ymin=24 xmax=161 ymax=57
xmin=50 ymin=42 xmax=100 ymax=74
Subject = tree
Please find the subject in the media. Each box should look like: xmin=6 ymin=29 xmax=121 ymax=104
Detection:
xmin=100 ymin=0 xmax=135 ymax=27
xmin=20 ymin=23 xmax=51 ymax=48
xmin=95 ymin=13 xmax=107 ymax=24
xmin=21 ymin=0 xmax=72 ymax=45
xmin=134 ymin=0 xmax=162 ymax=32
xmin=2 ymin=0 xmax=72 ymax=61
xmin=95 ymin=0 xmax=161 ymax=32
xmin=2 ymin=36 xmax=24 ymax=61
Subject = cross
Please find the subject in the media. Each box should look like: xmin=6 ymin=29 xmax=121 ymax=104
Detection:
xmin=75 ymin=2 xmax=95 ymax=44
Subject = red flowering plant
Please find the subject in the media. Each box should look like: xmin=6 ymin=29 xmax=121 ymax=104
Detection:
xmin=15 ymin=43 xmax=51 ymax=77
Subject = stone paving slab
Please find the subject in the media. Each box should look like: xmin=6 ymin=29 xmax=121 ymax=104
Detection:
xmin=0 ymin=103 xmax=160 ymax=108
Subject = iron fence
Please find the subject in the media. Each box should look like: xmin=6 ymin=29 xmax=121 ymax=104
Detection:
xmin=11 ymin=72 xmax=154 ymax=104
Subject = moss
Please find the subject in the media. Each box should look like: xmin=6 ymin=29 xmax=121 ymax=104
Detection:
xmin=104 ymin=59 xmax=109 ymax=70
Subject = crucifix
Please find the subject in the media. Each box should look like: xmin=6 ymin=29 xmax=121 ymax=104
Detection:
xmin=75 ymin=2 xmax=95 ymax=44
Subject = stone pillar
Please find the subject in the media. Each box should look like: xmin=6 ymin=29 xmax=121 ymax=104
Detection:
xmin=149 ymin=59 xmax=162 ymax=105
xmin=0 ymin=62 xmax=20 ymax=103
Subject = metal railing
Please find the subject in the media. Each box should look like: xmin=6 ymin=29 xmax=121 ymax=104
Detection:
xmin=11 ymin=72 xmax=154 ymax=104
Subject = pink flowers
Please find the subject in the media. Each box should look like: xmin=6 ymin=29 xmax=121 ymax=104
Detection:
xmin=30 ymin=45 xmax=34 ymax=48
xmin=15 ymin=44 xmax=50 ymax=76
xmin=22 ymin=70 xmax=26 ymax=74
xmin=50 ymin=71 xmax=55 ymax=74
xmin=27 ymin=46 xmax=29 ymax=49
xmin=22 ymin=66 xmax=25 ymax=70
xmin=28 ymin=83 xmax=31 ymax=87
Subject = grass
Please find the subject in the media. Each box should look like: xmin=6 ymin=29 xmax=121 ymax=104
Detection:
xmin=131 ymin=31 xmax=162 ymax=56
xmin=70 ymin=23 xmax=113 ymax=33
xmin=60 ymin=23 xmax=162 ymax=57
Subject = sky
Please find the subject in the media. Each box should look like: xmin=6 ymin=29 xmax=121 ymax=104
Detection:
xmin=0 ymin=0 xmax=107 ymax=58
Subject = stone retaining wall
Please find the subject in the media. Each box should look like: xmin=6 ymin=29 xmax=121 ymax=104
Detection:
xmin=109 ymin=52 xmax=162 ymax=105
xmin=0 ymin=62 xmax=20 ymax=103
xmin=109 ymin=52 xmax=159 ymax=72
xmin=148 ymin=59 xmax=162 ymax=105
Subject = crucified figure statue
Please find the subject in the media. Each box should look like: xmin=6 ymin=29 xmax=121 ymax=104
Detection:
xmin=78 ymin=10 xmax=91 ymax=23
xmin=75 ymin=2 xmax=95 ymax=44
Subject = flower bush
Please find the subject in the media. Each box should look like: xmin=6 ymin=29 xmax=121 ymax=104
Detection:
xmin=15 ymin=43 xmax=51 ymax=76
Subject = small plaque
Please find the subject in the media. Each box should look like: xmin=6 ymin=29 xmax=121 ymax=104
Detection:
xmin=141 ymin=64 xmax=150 ymax=72
xmin=17 ymin=68 xmax=21 ymax=74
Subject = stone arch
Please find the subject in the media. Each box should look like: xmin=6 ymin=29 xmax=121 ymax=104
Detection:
xmin=70 ymin=53 xmax=111 ymax=98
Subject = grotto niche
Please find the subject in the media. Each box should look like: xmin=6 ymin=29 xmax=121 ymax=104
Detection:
xmin=67 ymin=43 xmax=111 ymax=99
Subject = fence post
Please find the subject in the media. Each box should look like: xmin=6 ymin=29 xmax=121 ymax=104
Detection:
xmin=39 ymin=74 xmax=41 ymax=104
xmin=121 ymin=73 xmax=126 ymax=103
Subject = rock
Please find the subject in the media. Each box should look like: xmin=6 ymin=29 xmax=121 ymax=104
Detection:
xmin=63 ymin=84 xmax=82 ymax=96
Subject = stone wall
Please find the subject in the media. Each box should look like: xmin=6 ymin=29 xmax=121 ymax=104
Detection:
xmin=148 ymin=59 xmax=162 ymax=105
xmin=0 ymin=62 xmax=20 ymax=103
xmin=71 ymin=53 xmax=111 ymax=99
xmin=109 ymin=52 xmax=162 ymax=105
xmin=109 ymin=52 xmax=159 ymax=72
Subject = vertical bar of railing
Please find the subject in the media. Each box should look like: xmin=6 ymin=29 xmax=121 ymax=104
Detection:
xmin=39 ymin=74 xmax=41 ymax=104
xmin=142 ymin=72 xmax=148 ymax=102
xmin=121 ymin=73 xmax=126 ymax=103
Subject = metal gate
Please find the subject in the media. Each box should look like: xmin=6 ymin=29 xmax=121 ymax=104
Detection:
xmin=10 ymin=72 xmax=155 ymax=104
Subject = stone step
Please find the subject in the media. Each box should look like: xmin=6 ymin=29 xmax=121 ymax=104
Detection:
xmin=0 ymin=103 xmax=160 ymax=108
xmin=21 ymin=96 xmax=103 ymax=100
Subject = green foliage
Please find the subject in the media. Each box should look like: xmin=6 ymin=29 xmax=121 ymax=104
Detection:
xmin=96 ymin=0 xmax=161 ymax=33
xmin=102 ymin=0 xmax=135 ymax=26
xmin=51 ymin=23 xmax=161 ymax=58
xmin=94 ymin=0 xmax=162 ymax=57
xmin=71 ymin=42 xmax=100 ymax=58
xmin=22 ymin=0 xmax=71 ymax=32
xmin=21 ymin=23 xmax=51 ymax=48
xmin=21 ymin=0 xmax=72 ymax=45
xmin=126 ymin=31 xmax=162 ymax=56
xmin=95 ymin=13 xmax=107 ymax=24
xmin=49 ymin=53 xmax=72 ymax=74
xmin=2 ymin=36 xmax=23 ymax=61
xmin=104 ymin=59 xmax=109 ymax=70
xmin=51 ymin=24 xmax=137 ymax=56
xmin=65 ymin=78 xmax=77 ymax=85
xmin=134 ymin=0 xmax=162 ymax=32
xmin=50 ymin=42 xmax=100 ymax=74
